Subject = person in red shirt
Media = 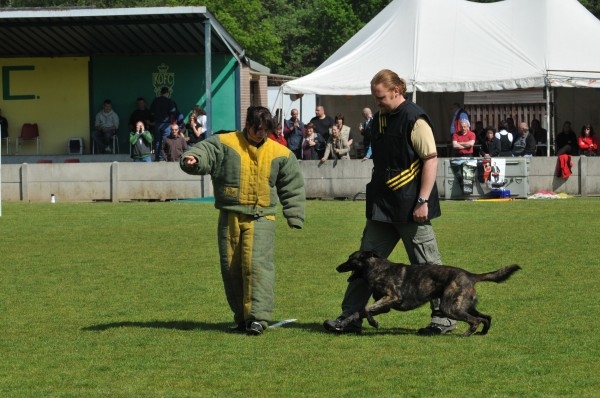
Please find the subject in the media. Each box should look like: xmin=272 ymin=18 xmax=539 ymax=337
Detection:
xmin=452 ymin=120 xmax=476 ymax=157
xmin=268 ymin=123 xmax=287 ymax=147
xmin=578 ymin=124 xmax=598 ymax=156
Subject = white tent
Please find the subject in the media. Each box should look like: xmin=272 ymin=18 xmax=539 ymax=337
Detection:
xmin=282 ymin=0 xmax=600 ymax=95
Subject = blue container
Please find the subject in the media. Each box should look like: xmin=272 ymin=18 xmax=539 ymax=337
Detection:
xmin=490 ymin=189 xmax=511 ymax=198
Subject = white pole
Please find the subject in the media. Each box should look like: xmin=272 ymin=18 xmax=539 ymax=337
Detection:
xmin=545 ymin=85 xmax=551 ymax=157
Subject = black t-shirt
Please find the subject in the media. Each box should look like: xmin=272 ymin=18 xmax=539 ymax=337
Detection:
xmin=310 ymin=115 xmax=334 ymax=141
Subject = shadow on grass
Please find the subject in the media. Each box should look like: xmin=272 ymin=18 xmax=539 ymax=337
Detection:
xmin=81 ymin=320 xmax=423 ymax=336
xmin=81 ymin=320 xmax=228 ymax=332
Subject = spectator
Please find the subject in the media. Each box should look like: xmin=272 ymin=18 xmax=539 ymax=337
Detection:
xmin=309 ymin=105 xmax=334 ymax=147
xmin=321 ymin=124 xmax=350 ymax=162
xmin=473 ymin=120 xmax=486 ymax=144
xmin=186 ymin=105 xmax=207 ymax=147
xmin=333 ymin=113 xmax=353 ymax=147
xmin=512 ymin=122 xmax=536 ymax=157
xmin=301 ymin=122 xmax=325 ymax=160
xmin=268 ymin=123 xmax=287 ymax=146
xmin=359 ymin=107 xmax=373 ymax=159
xmin=128 ymin=97 xmax=152 ymax=132
xmin=0 ymin=107 xmax=8 ymax=140
xmin=129 ymin=120 xmax=153 ymax=162
xmin=530 ymin=118 xmax=547 ymax=144
xmin=179 ymin=106 xmax=305 ymax=335
xmin=283 ymin=108 xmax=304 ymax=158
xmin=495 ymin=120 xmax=514 ymax=157
xmin=93 ymin=99 xmax=119 ymax=154
xmin=578 ymin=124 xmax=598 ymax=156
xmin=450 ymin=102 xmax=469 ymax=136
xmin=479 ymin=126 xmax=501 ymax=158
xmin=161 ymin=123 xmax=187 ymax=162
xmin=150 ymin=87 xmax=177 ymax=161
xmin=556 ymin=121 xmax=579 ymax=156
xmin=506 ymin=117 xmax=518 ymax=137
xmin=452 ymin=120 xmax=476 ymax=157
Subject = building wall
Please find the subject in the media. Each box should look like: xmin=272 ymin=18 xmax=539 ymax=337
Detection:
xmin=91 ymin=54 xmax=238 ymax=147
xmin=239 ymin=65 xmax=269 ymax=128
xmin=0 ymin=54 xmax=240 ymax=156
xmin=0 ymin=57 xmax=89 ymax=155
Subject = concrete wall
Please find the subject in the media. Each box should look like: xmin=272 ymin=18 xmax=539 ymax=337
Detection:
xmin=1 ymin=157 xmax=598 ymax=202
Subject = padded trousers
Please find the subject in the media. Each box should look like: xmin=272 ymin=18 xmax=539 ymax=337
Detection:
xmin=217 ymin=210 xmax=276 ymax=326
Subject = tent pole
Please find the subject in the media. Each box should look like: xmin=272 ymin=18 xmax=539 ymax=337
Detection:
xmin=545 ymin=85 xmax=551 ymax=157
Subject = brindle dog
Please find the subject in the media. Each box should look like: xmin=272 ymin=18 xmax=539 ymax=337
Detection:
xmin=337 ymin=251 xmax=521 ymax=336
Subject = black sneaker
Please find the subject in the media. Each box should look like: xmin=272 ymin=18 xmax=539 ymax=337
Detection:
xmin=246 ymin=321 xmax=264 ymax=335
xmin=323 ymin=317 xmax=362 ymax=334
xmin=417 ymin=322 xmax=456 ymax=336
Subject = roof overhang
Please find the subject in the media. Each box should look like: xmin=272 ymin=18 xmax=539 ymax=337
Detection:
xmin=0 ymin=6 xmax=245 ymax=58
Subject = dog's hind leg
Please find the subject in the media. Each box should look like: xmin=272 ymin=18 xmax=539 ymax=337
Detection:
xmin=467 ymin=308 xmax=492 ymax=335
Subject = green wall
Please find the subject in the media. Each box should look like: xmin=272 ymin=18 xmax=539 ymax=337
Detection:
xmin=91 ymin=55 xmax=238 ymax=151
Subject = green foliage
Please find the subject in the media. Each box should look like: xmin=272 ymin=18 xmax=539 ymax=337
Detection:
xmin=0 ymin=198 xmax=600 ymax=396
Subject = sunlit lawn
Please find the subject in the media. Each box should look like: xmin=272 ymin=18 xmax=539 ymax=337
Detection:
xmin=1 ymin=198 xmax=599 ymax=397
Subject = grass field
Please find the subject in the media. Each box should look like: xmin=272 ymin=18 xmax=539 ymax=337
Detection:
xmin=1 ymin=198 xmax=599 ymax=397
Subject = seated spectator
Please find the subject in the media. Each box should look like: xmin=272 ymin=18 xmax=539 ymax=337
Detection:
xmin=128 ymin=97 xmax=152 ymax=132
xmin=186 ymin=105 xmax=207 ymax=147
xmin=451 ymin=120 xmax=476 ymax=157
xmin=161 ymin=123 xmax=187 ymax=162
xmin=479 ymin=126 xmax=501 ymax=158
xmin=321 ymin=124 xmax=350 ymax=162
xmin=556 ymin=121 xmax=579 ymax=156
xmin=268 ymin=123 xmax=287 ymax=146
xmin=578 ymin=124 xmax=598 ymax=156
xmin=93 ymin=99 xmax=119 ymax=153
xmin=284 ymin=108 xmax=304 ymax=159
xmin=512 ymin=122 xmax=536 ymax=156
xmin=129 ymin=120 xmax=153 ymax=162
xmin=301 ymin=122 xmax=325 ymax=160
xmin=495 ymin=120 xmax=514 ymax=157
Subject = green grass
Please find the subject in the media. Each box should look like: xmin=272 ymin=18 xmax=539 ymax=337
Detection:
xmin=1 ymin=198 xmax=599 ymax=397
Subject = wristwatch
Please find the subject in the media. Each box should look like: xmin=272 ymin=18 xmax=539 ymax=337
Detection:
xmin=417 ymin=197 xmax=429 ymax=204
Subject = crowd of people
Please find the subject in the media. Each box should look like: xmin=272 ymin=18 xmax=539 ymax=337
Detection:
xmin=92 ymin=86 xmax=209 ymax=162
xmin=449 ymin=104 xmax=598 ymax=158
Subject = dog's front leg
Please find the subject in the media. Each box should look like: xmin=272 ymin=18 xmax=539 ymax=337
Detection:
xmin=364 ymin=296 xmax=396 ymax=329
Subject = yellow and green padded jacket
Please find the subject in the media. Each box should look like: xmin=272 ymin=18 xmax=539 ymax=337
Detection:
xmin=180 ymin=130 xmax=305 ymax=228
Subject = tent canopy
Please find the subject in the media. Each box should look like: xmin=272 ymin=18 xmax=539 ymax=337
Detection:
xmin=283 ymin=0 xmax=600 ymax=95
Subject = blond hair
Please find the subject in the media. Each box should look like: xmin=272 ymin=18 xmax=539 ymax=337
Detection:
xmin=370 ymin=69 xmax=407 ymax=95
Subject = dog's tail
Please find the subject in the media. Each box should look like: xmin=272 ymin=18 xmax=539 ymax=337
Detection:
xmin=474 ymin=264 xmax=521 ymax=283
